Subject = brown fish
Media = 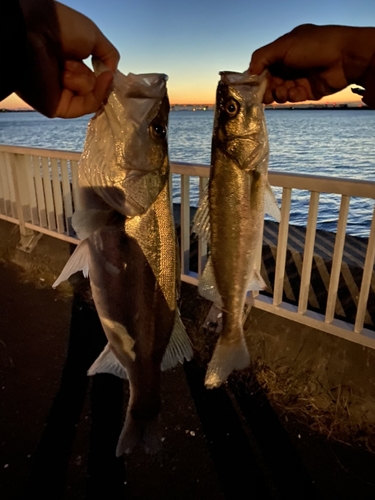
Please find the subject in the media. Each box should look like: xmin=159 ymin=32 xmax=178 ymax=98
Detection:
xmin=193 ymin=71 xmax=280 ymax=388
xmin=54 ymin=70 xmax=192 ymax=455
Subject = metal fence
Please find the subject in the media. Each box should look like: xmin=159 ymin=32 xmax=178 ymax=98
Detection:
xmin=0 ymin=144 xmax=374 ymax=349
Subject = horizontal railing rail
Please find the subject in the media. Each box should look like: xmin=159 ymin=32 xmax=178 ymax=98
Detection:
xmin=0 ymin=144 xmax=374 ymax=350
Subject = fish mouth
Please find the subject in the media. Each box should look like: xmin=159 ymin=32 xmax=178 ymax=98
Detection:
xmin=219 ymin=71 xmax=262 ymax=86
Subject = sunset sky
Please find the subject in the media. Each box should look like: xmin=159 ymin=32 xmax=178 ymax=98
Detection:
xmin=2 ymin=0 xmax=375 ymax=109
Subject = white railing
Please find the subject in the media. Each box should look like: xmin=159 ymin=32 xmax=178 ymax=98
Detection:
xmin=0 ymin=145 xmax=80 ymax=245
xmin=0 ymin=144 xmax=374 ymax=349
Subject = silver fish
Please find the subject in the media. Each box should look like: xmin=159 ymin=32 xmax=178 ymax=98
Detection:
xmin=74 ymin=65 xmax=173 ymax=236
xmin=193 ymin=71 xmax=280 ymax=389
xmin=54 ymin=70 xmax=192 ymax=455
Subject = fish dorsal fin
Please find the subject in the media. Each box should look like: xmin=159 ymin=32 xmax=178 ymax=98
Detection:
xmin=264 ymin=182 xmax=281 ymax=221
xmin=198 ymin=257 xmax=223 ymax=308
xmin=192 ymin=184 xmax=211 ymax=242
xmin=161 ymin=313 xmax=193 ymax=371
xmin=247 ymin=268 xmax=266 ymax=292
xmin=88 ymin=344 xmax=128 ymax=379
xmin=52 ymin=240 xmax=90 ymax=288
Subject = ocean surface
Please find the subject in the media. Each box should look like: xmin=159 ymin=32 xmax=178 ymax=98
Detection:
xmin=0 ymin=109 xmax=374 ymax=237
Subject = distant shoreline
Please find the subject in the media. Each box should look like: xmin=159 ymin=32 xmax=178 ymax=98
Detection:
xmin=265 ymin=105 xmax=371 ymax=111
xmin=0 ymin=105 xmax=371 ymax=113
xmin=0 ymin=109 xmax=35 ymax=113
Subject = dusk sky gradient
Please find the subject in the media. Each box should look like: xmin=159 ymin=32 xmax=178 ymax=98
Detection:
xmin=2 ymin=0 xmax=375 ymax=108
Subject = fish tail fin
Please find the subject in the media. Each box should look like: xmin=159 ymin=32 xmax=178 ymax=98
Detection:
xmin=116 ymin=412 xmax=161 ymax=457
xmin=52 ymin=239 xmax=90 ymax=288
xmin=205 ymin=328 xmax=250 ymax=389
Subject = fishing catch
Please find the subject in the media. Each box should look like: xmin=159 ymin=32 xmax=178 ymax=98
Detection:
xmin=193 ymin=70 xmax=280 ymax=389
xmin=54 ymin=67 xmax=192 ymax=455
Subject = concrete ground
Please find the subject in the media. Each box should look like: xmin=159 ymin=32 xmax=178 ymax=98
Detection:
xmin=1 ymin=220 xmax=375 ymax=499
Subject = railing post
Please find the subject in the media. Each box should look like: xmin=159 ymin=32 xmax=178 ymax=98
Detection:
xmin=198 ymin=177 xmax=208 ymax=276
xmin=273 ymin=187 xmax=292 ymax=305
xmin=180 ymin=174 xmax=190 ymax=275
xmin=354 ymin=205 xmax=375 ymax=333
xmin=298 ymin=191 xmax=320 ymax=314
xmin=8 ymin=152 xmax=42 ymax=252
xmin=325 ymin=195 xmax=350 ymax=323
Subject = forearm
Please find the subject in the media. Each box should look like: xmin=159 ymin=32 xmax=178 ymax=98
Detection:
xmin=361 ymin=53 xmax=375 ymax=108
xmin=0 ymin=0 xmax=28 ymax=100
xmin=341 ymin=27 xmax=375 ymax=108
xmin=17 ymin=0 xmax=62 ymax=116
xmin=341 ymin=27 xmax=375 ymax=87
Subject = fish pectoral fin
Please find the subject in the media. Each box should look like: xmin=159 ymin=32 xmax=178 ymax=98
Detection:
xmin=192 ymin=184 xmax=211 ymax=242
xmin=52 ymin=239 xmax=90 ymax=288
xmin=247 ymin=268 xmax=266 ymax=292
xmin=161 ymin=312 xmax=193 ymax=371
xmin=198 ymin=256 xmax=223 ymax=308
xmin=87 ymin=344 xmax=128 ymax=379
xmin=264 ymin=182 xmax=281 ymax=222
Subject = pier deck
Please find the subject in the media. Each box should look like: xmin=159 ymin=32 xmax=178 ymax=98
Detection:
xmin=260 ymin=220 xmax=375 ymax=328
xmin=1 ymin=261 xmax=375 ymax=499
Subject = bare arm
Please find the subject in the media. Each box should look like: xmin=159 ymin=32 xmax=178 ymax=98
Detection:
xmin=249 ymin=24 xmax=375 ymax=108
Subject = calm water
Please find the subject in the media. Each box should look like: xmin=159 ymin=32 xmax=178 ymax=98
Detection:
xmin=0 ymin=109 xmax=374 ymax=236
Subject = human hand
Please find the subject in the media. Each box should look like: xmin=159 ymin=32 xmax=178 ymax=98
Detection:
xmin=249 ymin=24 xmax=375 ymax=105
xmin=53 ymin=2 xmax=120 ymax=118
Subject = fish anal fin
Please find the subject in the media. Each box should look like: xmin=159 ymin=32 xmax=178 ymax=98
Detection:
xmin=247 ymin=268 xmax=266 ymax=292
xmin=161 ymin=313 xmax=193 ymax=371
xmin=192 ymin=186 xmax=211 ymax=241
xmin=52 ymin=239 xmax=90 ymax=288
xmin=88 ymin=344 xmax=128 ymax=379
xmin=198 ymin=257 xmax=223 ymax=308
xmin=264 ymin=182 xmax=281 ymax=222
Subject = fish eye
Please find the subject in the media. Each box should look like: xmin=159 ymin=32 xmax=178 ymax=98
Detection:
xmin=150 ymin=123 xmax=167 ymax=139
xmin=224 ymin=99 xmax=239 ymax=117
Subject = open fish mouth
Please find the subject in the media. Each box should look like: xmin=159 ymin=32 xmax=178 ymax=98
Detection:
xmin=219 ymin=71 xmax=264 ymax=85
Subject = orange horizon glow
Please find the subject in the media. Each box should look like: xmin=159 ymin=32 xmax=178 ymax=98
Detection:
xmin=0 ymin=86 xmax=364 ymax=110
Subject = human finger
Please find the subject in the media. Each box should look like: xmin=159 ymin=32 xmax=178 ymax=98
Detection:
xmin=274 ymin=85 xmax=288 ymax=104
xmin=63 ymin=71 xmax=95 ymax=96
xmin=55 ymin=2 xmax=120 ymax=73
xmin=263 ymin=88 xmax=275 ymax=105
xmin=249 ymin=32 xmax=293 ymax=75
xmin=65 ymin=60 xmax=94 ymax=76
xmin=288 ymin=85 xmax=309 ymax=102
xmin=63 ymin=62 xmax=96 ymax=96
xmin=54 ymin=71 xmax=113 ymax=118
xmin=91 ymin=30 xmax=120 ymax=74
